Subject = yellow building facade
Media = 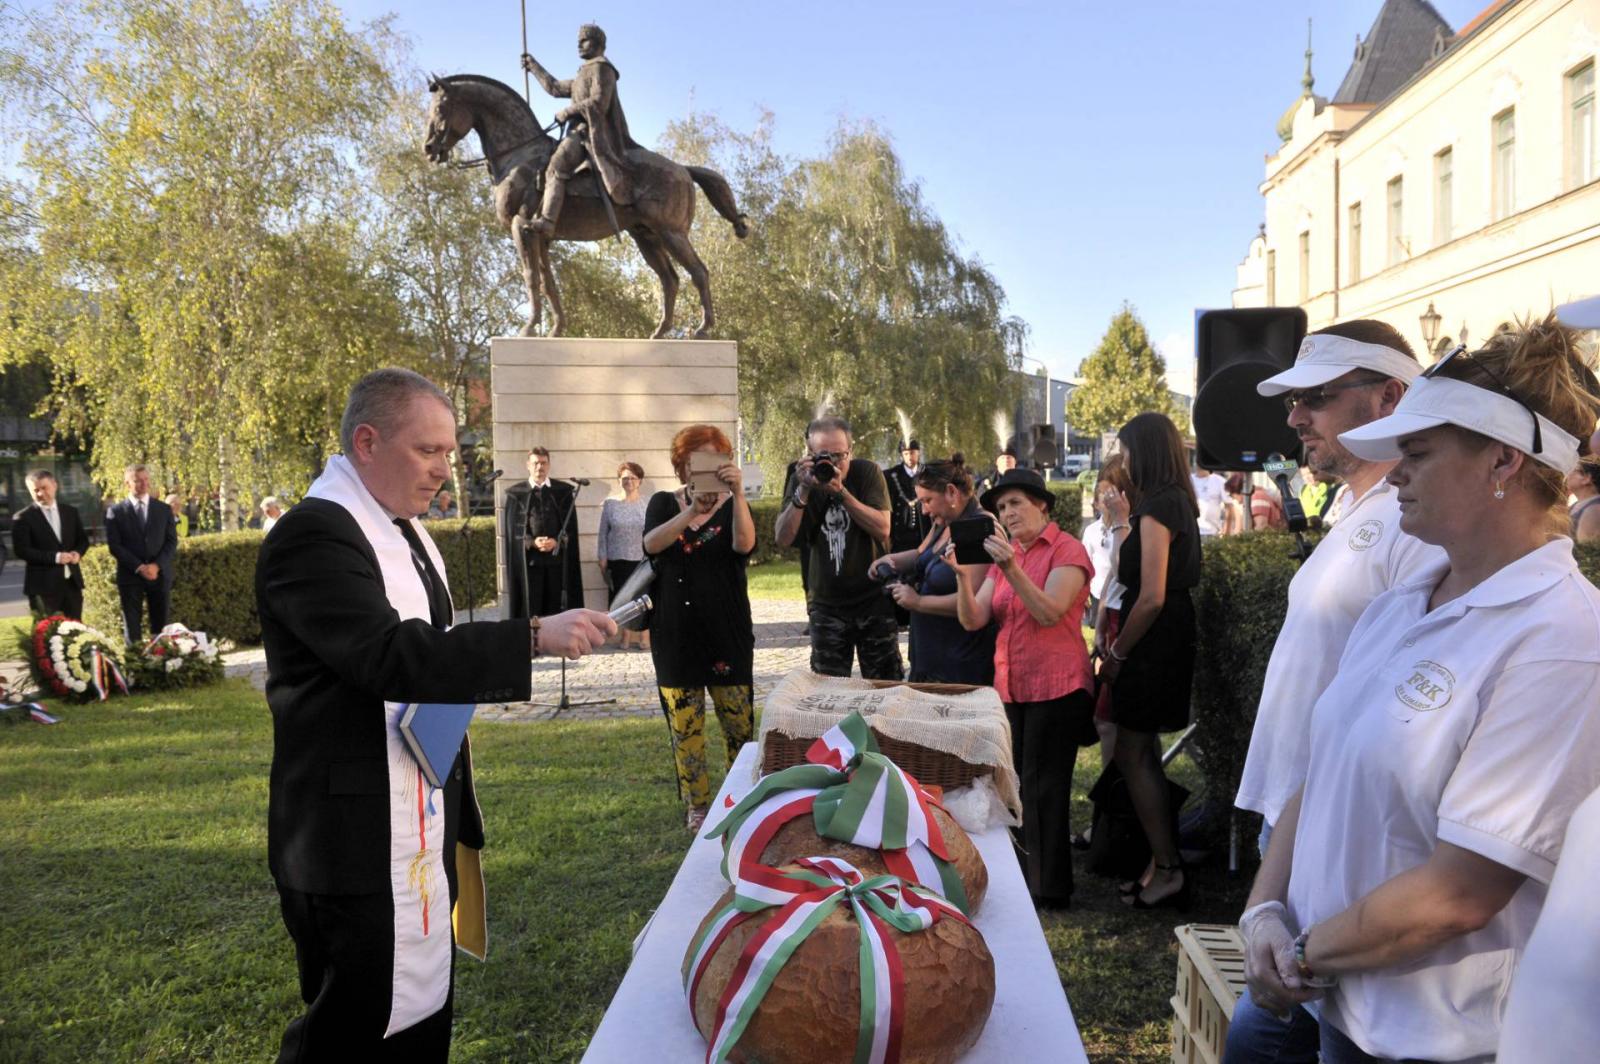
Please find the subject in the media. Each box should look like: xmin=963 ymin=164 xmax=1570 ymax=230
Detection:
xmin=1233 ymin=0 xmax=1600 ymax=355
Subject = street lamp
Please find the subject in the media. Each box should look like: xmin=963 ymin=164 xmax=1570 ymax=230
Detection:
xmin=1419 ymin=301 xmax=1442 ymax=357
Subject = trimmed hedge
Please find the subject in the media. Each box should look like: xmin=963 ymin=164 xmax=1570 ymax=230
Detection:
xmin=1190 ymin=535 xmax=1600 ymax=814
xmin=81 ymin=517 xmax=499 ymax=647
xmin=745 ymin=482 xmax=1083 ymax=567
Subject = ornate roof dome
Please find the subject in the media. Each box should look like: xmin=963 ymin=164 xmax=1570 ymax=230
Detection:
xmin=1277 ymin=20 xmax=1327 ymax=143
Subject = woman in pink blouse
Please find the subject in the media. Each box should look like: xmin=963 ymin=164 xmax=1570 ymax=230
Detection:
xmin=951 ymin=468 xmax=1094 ymax=908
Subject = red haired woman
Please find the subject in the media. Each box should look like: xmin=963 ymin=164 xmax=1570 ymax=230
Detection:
xmin=641 ymin=425 xmax=756 ymax=831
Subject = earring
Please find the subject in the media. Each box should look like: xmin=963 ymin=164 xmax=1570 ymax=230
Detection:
xmin=1494 ymin=481 xmax=1505 ymax=500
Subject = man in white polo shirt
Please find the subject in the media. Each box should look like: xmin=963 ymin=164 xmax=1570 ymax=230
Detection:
xmin=1224 ymin=320 xmax=1442 ymax=1064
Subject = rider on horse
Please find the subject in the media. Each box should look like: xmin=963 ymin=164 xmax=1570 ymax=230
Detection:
xmin=520 ymin=24 xmax=640 ymax=238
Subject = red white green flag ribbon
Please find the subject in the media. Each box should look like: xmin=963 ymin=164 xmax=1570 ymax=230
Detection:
xmin=708 ymin=713 xmax=969 ymax=913
xmin=683 ymin=857 xmax=971 ymax=1064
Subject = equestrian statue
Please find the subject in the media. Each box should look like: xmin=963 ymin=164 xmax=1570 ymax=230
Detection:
xmin=423 ymin=23 xmax=749 ymax=339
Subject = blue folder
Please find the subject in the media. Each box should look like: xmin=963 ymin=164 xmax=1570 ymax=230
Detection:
xmin=398 ymin=702 xmax=476 ymax=790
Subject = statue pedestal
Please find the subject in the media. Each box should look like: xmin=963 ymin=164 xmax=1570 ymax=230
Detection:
xmin=490 ymin=337 xmax=740 ymax=612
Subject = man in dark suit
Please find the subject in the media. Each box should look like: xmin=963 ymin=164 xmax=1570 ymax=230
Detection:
xmin=104 ymin=464 xmax=179 ymax=643
xmin=257 ymin=368 xmax=613 ymax=1060
xmin=501 ymin=447 xmax=583 ymax=618
xmin=11 ymin=470 xmax=89 ymax=619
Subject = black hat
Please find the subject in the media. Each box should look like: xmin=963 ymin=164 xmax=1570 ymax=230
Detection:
xmin=900 ymin=438 xmax=922 ymax=451
xmin=980 ymin=468 xmax=1054 ymax=514
xmin=999 ymin=445 xmax=1018 ymax=458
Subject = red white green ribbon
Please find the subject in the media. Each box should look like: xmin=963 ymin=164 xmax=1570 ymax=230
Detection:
xmin=683 ymin=856 xmax=971 ymax=1064
xmin=709 ymin=713 xmax=969 ymax=913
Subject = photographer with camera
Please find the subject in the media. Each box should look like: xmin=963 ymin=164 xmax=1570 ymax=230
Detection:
xmin=775 ymin=416 xmax=904 ymax=680
xmin=872 ymin=454 xmax=996 ymax=685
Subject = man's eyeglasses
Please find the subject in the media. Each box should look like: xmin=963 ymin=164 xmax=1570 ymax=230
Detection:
xmin=1421 ymin=343 xmax=1542 ymax=454
xmin=1280 ymin=376 xmax=1388 ymax=414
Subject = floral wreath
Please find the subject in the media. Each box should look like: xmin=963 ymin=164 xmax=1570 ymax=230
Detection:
xmin=26 ymin=615 xmax=129 ymax=702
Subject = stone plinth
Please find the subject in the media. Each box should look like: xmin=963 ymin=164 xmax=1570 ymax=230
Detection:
xmin=490 ymin=337 xmax=739 ymax=611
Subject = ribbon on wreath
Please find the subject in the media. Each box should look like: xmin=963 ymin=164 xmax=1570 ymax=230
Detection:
xmin=707 ymin=713 xmax=969 ymax=913
xmin=683 ymin=856 xmax=971 ymax=1064
xmin=87 ymin=647 xmax=129 ymax=702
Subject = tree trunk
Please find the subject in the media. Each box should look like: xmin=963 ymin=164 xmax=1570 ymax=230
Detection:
xmin=219 ymin=436 xmax=238 ymax=532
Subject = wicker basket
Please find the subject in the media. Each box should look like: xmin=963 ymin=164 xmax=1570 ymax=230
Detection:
xmin=760 ymin=679 xmax=994 ymax=791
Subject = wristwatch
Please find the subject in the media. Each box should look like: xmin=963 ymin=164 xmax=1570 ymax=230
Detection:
xmin=528 ymin=615 xmax=542 ymax=658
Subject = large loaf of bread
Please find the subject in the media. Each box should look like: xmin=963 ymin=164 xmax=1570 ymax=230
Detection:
xmin=683 ymin=877 xmax=996 ymax=1063
xmin=758 ymin=804 xmax=989 ymax=914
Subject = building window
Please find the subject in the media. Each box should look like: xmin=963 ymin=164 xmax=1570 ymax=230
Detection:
xmin=1298 ymin=231 xmax=1310 ymax=303
xmin=1493 ymin=108 xmax=1515 ymax=220
xmin=1348 ymin=203 xmax=1362 ymax=283
xmin=1266 ymin=249 xmax=1276 ymax=306
xmin=1570 ymin=62 xmax=1596 ymax=189
xmin=1433 ymin=148 xmax=1452 ymax=245
xmin=1387 ymin=176 xmax=1404 ymax=266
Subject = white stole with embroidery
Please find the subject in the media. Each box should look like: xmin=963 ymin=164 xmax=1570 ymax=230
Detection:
xmin=303 ymin=454 xmax=457 ymax=1037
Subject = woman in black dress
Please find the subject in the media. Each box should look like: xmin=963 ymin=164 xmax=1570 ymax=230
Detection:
xmin=641 ymin=424 xmax=756 ymax=832
xmin=1099 ymin=412 xmax=1201 ymax=910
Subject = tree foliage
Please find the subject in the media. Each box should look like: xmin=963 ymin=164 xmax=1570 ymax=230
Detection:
xmin=1 ymin=2 xmax=1030 ymax=504
xmin=1066 ymin=303 xmax=1186 ymax=437
xmin=0 ymin=0 xmax=415 ymax=526
xmin=654 ymin=115 xmax=1024 ymax=482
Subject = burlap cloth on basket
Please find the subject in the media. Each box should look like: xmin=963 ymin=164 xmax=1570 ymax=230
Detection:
xmin=758 ymin=671 xmax=1021 ymax=821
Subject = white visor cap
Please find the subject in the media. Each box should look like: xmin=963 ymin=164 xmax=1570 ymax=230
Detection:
xmin=1256 ymin=333 xmax=1422 ymax=396
xmin=1556 ymin=294 xmax=1600 ymax=330
xmin=1338 ymin=376 xmax=1581 ymax=473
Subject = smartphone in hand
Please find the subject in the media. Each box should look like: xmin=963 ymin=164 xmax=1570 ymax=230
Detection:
xmin=688 ymin=451 xmax=732 ymax=495
xmin=948 ymin=516 xmax=994 ymax=565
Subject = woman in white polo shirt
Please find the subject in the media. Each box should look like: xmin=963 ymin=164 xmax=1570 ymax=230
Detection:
xmin=1236 ymin=315 xmax=1600 ymax=1064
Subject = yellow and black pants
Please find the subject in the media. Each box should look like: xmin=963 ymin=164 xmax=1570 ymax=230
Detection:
xmin=657 ymin=685 xmax=754 ymax=809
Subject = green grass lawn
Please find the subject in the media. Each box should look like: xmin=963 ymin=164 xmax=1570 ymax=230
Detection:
xmin=1 ymin=613 xmax=35 ymax=650
xmin=745 ymin=558 xmax=805 ymax=601
xmin=0 ymin=681 xmax=1247 ymax=1063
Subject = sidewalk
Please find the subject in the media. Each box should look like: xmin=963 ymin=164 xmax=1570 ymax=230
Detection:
xmin=220 ymin=598 xmax=908 ymax=722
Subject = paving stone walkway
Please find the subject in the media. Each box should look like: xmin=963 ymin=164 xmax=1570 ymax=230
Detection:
xmin=217 ymin=597 xmax=908 ymax=723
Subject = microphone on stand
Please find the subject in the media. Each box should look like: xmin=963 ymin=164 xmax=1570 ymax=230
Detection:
xmin=562 ymin=477 xmax=592 ymax=486
xmin=484 ymin=469 xmax=504 ymax=483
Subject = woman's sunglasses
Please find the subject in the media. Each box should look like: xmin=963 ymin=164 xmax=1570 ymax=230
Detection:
xmin=1421 ymin=343 xmax=1542 ymax=454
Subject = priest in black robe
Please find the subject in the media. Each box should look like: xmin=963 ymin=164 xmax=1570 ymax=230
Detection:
xmin=502 ymin=446 xmax=584 ymax=618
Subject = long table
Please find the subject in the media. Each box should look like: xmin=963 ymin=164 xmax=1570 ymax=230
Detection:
xmin=583 ymin=743 xmax=1088 ymax=1062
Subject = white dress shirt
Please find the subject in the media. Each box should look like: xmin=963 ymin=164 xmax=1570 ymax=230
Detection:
xmin=1496 ymin=785 xmax=1600 ymax=1063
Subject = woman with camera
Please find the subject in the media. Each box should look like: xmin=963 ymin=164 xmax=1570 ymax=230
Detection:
xmin=1099 ymin=411 xmax=1201 ymax=911
xmin=873 ymin=454 xmax=996 ymax=685
xmin=642 ymin=425 xmax=756 ymax=832
xmin=1235 ymin=316 xmax=1600 ymax=1064
xmin=950 ymin=467 xmax=1094 ymax=908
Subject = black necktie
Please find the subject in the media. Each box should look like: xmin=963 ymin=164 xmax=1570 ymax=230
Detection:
xmin=394 ymin=519 xmax=451 ymax=629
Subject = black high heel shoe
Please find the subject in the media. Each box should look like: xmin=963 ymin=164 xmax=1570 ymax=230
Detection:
xmin=1126 ymin=863 xmax=1192 ymax=911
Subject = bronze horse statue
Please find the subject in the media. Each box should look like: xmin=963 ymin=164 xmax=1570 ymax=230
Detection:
xmin=423 ymin=74 xmax=748 ymax=339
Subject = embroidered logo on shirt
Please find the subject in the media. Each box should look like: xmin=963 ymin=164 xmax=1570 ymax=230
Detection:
xmin=1395 ymin=660 xmax=1455 ymax=713
xmin=1347 ymin=519 xmax=1384 ymax=552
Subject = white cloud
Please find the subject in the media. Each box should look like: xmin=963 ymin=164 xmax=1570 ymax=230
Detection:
xmin=1157 ymin=331 xmax=1197 ymax=397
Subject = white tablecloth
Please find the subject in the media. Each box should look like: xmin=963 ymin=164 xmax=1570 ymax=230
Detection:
xmin=583 ymin=744 xmax=1087 ymax=1063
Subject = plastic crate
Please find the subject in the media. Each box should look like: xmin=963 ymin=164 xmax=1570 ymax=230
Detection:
xmin=1170 ymin=923 xmax=1248 ymax=1064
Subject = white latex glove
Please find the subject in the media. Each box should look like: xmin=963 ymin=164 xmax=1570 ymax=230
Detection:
xmin=1240 ymin=901 xmax=1322 ymax=1018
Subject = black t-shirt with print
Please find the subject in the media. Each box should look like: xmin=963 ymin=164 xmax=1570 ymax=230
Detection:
xmin=784 ymin=459 xmax=891 ymax=611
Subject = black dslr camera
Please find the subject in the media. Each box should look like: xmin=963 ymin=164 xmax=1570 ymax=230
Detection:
xmin=809 ymin=451 xmax=840 ymax=484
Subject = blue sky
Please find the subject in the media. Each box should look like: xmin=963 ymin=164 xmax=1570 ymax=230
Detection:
xmin=18 ymin=0 xmax=1497 ymax=384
